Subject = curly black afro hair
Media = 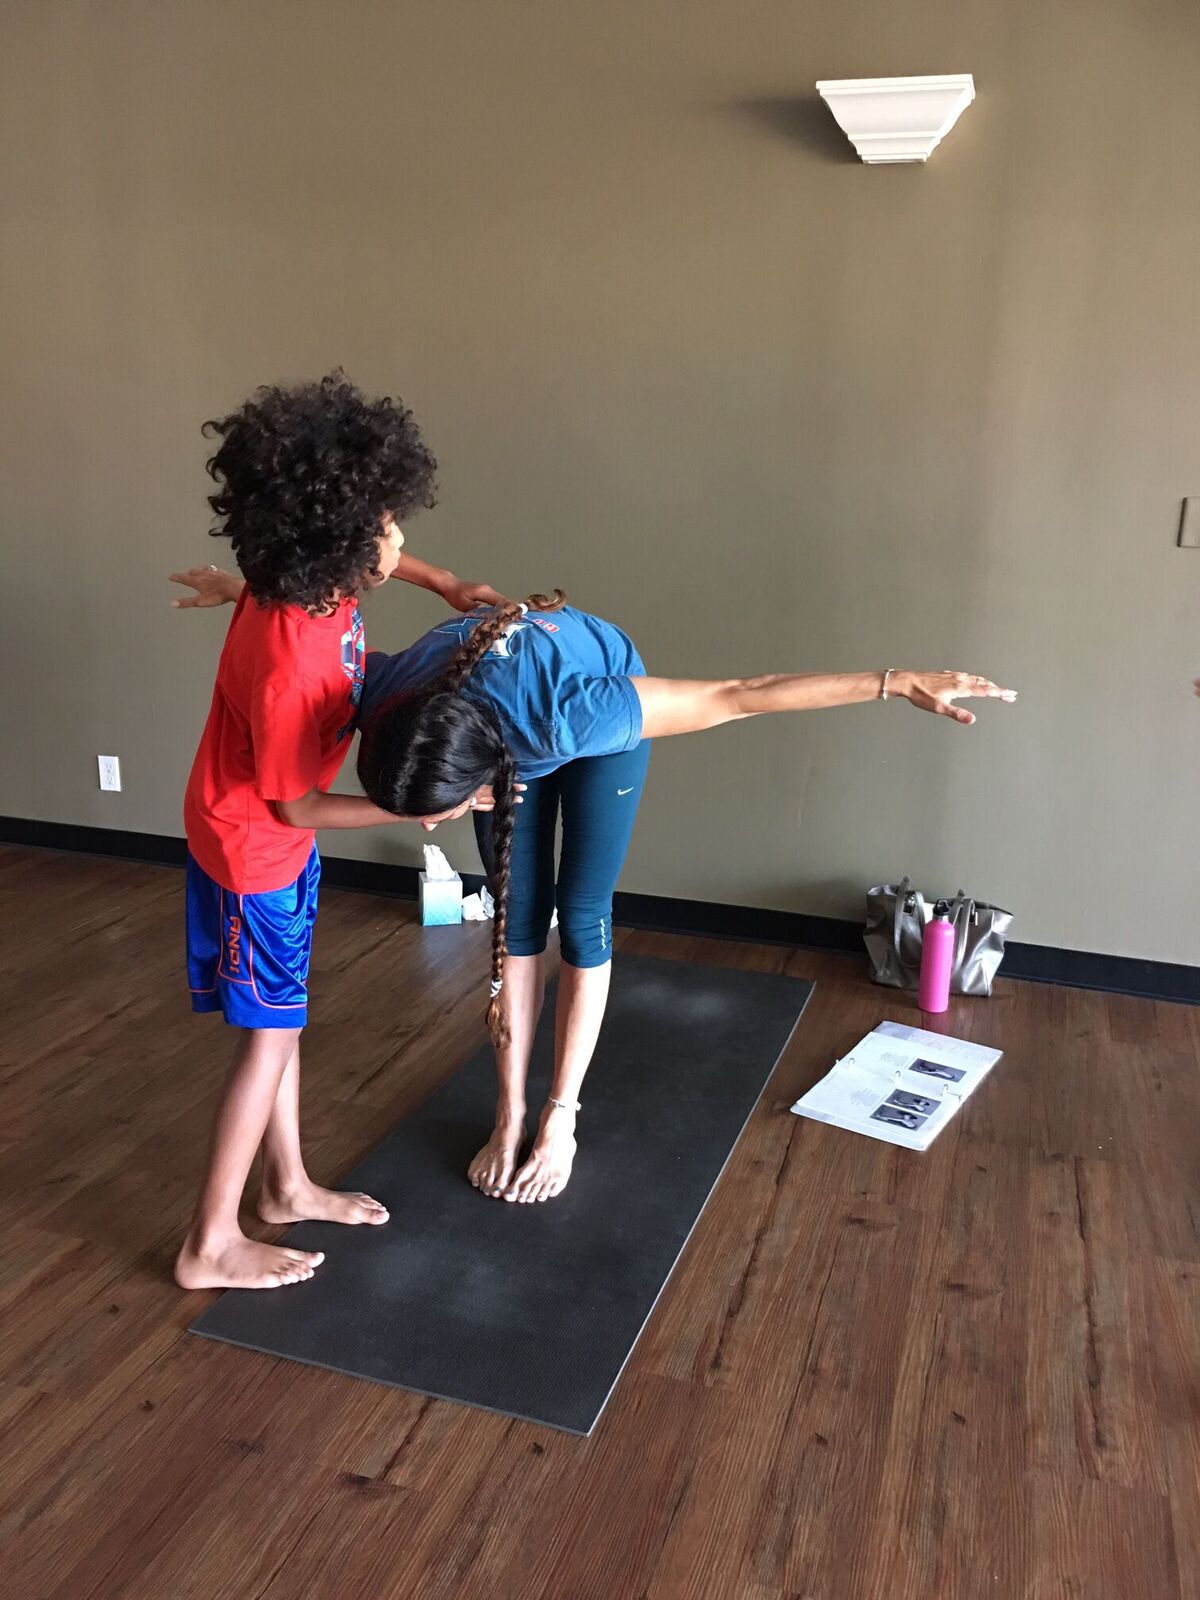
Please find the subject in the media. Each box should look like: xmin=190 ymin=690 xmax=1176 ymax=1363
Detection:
xmin=203 ymin=371 xmax=438 ymax=612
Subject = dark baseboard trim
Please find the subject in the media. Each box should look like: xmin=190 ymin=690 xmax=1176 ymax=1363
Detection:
xmin=3 ymin=815 xmax=1196 ymax=1006
xmin=0 ymin=816 xmax=190 ymax=868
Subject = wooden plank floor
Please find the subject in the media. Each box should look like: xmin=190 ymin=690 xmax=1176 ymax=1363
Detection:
xmin=1 ymin=843 xmax=1197 ymax=1599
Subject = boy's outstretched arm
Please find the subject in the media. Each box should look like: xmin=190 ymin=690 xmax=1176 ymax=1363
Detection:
xmin=391 ymin=552 xmax=509 ymax=613
xmin=275 ymin=784 xmax=508 ymax=830
xmin=275 ymin=790 xmax=422 ymax=829
xmin=170 ymin=560 xmax=509 ymax=615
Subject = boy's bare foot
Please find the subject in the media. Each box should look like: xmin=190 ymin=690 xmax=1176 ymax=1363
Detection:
xmin=257 ymin=1181 xmax=389 ymax=1227
xmin=174 ymin=1232 xmax=324 ymax=1291
xmin=469 ymin=1118 xmax=525 ymax=1198
xmin=504 ymin=1102 xmax=577 ymax=1203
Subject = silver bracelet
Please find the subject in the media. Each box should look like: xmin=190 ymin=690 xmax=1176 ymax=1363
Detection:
xmin=547 ymin=1095 xmax=581 ymax=1113
xmin=880 ymin=668 xmax=897 ymax=702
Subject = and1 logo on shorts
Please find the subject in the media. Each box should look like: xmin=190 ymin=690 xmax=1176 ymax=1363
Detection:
xmin=186 ymin=848 xmax=321 ymax=1029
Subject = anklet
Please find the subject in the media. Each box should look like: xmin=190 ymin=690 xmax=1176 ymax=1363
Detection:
xmin=548 ymin=1095 xmax=581 ymax=1113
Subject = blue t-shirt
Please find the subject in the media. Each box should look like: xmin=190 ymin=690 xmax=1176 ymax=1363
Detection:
xmin=359 ymin=606 xmax=646 ymax=780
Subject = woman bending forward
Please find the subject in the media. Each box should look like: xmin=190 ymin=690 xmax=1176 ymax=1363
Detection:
xmin=357 ymin=595 xmax=1017 ymax=1205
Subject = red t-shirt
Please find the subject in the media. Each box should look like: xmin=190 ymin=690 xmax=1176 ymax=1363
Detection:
xmin=184 ymin=590 xmax=365 ymax=893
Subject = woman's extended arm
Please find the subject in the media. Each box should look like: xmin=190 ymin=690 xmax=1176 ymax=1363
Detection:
xmin=632 ymin=669 xmax=1016 ymax=738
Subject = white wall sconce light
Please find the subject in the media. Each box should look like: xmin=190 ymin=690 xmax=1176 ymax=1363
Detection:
xmin=815 ymin=75 xmax=975 ymax=164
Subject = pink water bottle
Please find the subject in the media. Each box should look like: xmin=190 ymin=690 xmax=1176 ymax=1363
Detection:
xmin=918 ymin=899 xmax=954 ymax=1014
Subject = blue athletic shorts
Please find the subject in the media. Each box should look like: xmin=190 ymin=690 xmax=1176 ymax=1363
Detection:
xmin=185 ymin=846 xmax=320 ymax=1029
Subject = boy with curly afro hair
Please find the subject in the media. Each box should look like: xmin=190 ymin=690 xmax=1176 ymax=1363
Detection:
xmin=174 ymin=372 xmax=507 ymax=1293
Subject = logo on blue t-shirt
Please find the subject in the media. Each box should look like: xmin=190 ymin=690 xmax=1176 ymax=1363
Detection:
xmin=358 ymin=605 xmax=647 ymax=778
xmin=337 ymin=608 xmax=365 ymax=740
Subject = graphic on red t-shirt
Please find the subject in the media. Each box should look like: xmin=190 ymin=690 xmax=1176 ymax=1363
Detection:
xmin=184 ymin=592 xmax=365 ymax=893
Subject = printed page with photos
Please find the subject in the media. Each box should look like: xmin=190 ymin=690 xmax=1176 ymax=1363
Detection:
xmin=790 ymin=1020 xmax=1002 ymax=1151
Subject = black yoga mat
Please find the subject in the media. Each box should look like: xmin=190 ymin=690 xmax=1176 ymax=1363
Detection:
xmin=190 ymin=954 xmax=813 ymax=1435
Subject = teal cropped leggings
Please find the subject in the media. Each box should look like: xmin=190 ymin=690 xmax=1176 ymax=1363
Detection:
xmin=473 ymin=742 xmax=651 ymax=968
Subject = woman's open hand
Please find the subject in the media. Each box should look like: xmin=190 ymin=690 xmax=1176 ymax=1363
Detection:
xmin=898 ymin=671 xmax=1018 ymax=726
xmin=169 ymin=566 xmax=244 ymax=608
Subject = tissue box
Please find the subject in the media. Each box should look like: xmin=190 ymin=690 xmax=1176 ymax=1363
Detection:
xmin=419 ymin=871 xmax=463 ymax=926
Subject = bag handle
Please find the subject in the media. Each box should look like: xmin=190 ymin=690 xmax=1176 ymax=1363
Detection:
xmin=949 ymin=888 xmax=976 ymax=970
xmin=892 ymin=876 xmax=925 ymax=961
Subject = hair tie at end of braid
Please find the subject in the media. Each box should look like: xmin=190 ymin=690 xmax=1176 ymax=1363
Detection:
xmin=517 ymin=603 xmax=528 ymax=616
xmin=485 ymin=995 xmax=511 ymax=1050
xmin=489 ymin=978 xmax=503 ymax=998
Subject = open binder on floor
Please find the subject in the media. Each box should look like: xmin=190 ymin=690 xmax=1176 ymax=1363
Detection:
xmin=790 ymin=1020 xmax=1001 ymax=1151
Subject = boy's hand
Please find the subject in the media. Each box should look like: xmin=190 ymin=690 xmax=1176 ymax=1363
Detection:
xmin=467 ymin=781 xmax=526 ymax=811
xmin=420 ymin=781 xmax=526 ymax=830
xmin=170 ymin=566 xmax=244 ymax=608
xmin=441 ymin=578 xmax=510 ymax=613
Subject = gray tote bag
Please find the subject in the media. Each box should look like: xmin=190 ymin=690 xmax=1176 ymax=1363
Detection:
xmin=864 ymin=877 xmax=1013 ymax=997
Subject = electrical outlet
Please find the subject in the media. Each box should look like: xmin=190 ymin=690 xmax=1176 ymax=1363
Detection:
xmin=97 ymin=755 xmax=122 ymax=792
xmin=1178 ymin=497 xmax=1200 ymax=549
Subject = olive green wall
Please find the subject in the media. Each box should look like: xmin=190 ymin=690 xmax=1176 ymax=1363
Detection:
xmin=2 ymin=0 xmax=1197 ymax=961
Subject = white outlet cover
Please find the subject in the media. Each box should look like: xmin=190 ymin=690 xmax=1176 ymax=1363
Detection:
xmin=815 ymin=74 xmax=975 ymax=164
xmin=98 ymin=755 xmax=122 ymax=792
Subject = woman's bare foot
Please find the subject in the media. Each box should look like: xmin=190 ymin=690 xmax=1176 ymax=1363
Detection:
xmin=469 ymin=1117 xmax=525 ymax=1198
xmin=257 ymin=1181 xmax=389 ymax=1227
xmin=505 ymin=1102 xmax=577 ymax=1203
xmin=174 ymin=1231 xmax=324 ymax=1291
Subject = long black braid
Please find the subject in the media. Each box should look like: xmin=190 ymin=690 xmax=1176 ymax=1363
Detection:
xmin=357 ymin=591 xmax=567 ymax=1049
xmin=436 ymin=593 xmax=565 ymax=1048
